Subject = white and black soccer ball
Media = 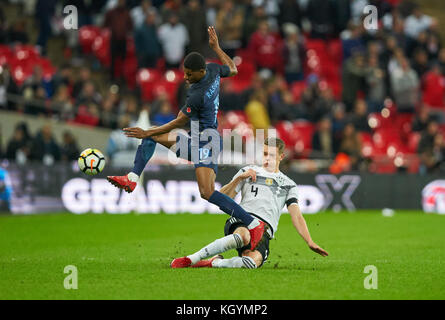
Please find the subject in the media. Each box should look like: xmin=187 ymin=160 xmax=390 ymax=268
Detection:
xmin=78 ymin=148 xmax=106 ymax=175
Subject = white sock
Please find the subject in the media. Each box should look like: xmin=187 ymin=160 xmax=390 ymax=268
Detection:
xmin=247 ymin=218 xmax=260 ymax=230
xmin=127 ymin=172 xmax=139 ymax=183
xmin=187 ymin=234 xmax=243 ymax=265
xmin=212 ymin=256 xmax=257 ymax=269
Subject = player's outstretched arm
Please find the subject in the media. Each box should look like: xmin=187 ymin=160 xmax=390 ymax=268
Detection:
xmin=208 ymin=26 xmax=238 ymax=77
xmin=220 ymin=169 xmax=256 ymax=198
xmin=288 ymin=204 xmax=329 ymax=257
xmin=123 ymin=111 xmax=189 ymax=139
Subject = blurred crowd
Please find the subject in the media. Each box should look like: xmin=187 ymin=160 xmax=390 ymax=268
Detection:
xmin=1 ymin=122 xmax=80 ymax=166
xmin=0 ymin=0 xmax=445 ymax=173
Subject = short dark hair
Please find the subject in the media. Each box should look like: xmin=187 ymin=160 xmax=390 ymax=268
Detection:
xmin=184 ymin=52 xmax=205 ymax=71
xmin=264 ymin=137 xmax=285 ymax=154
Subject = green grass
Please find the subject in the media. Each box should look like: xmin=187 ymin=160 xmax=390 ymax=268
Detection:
xmin=0 ymin=210 xmax=444 ymax=299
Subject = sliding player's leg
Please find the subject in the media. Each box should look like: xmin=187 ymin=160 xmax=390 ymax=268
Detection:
xmin=211 ymin=225 xmax=269 ymax=269
xmin=107 ymin=131 xmax=177 ymax=192
xmin=195 ymin=166 xmax=266 ymax=249
xmin=211 ymin=250 xmax=263 ymax=269
xmin=170 ymin=216 xmax=252 ymax=268
xmin=170 ymin=232 xmax=246 ymax=268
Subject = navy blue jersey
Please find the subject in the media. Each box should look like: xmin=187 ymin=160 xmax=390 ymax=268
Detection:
xmin=181 ymin=63 xmax=231 ymax=132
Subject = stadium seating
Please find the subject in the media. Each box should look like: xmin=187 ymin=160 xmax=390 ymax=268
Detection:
xmin=0 ymin=44 xmax=56 ymax=86
xmin=152 ymin=69 xmax=184 ymax=106
xmin=79 ymin=25 xmax=101 ymax=55
xmin=137 ymin=68 xmax=163 ymax=102
xmin=290 ymin=81 xmax=307 ymax=102
xmin=92 ymin=29 xmax=111 ymax=67
xmin=276 ymin=120 xmax=314 ymax=156
xmin=1 ymin=5 xmax=438 ymax=175
xmin=230 ymin=58 xmax=255 ymax=93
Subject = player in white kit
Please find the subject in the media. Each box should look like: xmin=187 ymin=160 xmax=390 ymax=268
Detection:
xmin=171 ymin=138 xmax=328 ymax=269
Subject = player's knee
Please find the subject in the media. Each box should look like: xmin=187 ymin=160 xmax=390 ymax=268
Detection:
xmin=242 ymin=251 xmax=263 ymax=268
xmin=199 ymin=186 xmax=214 ymax=200
xmin=234 ymin=227 xmax=250 ymax=246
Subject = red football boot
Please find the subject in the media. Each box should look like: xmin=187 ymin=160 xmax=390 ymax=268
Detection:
xmin=170 ymin=256 xmax=192 ymax=268
xmin=190 ymin=255 xmax=223 ymax=268
xmin=249 ymin=220 xmax=266 ymax=250
xmin=107 ymin=175 xmax=137 ymax=193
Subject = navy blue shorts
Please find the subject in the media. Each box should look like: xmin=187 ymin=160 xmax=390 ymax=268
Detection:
xmin=175 ymin=130 xmax=222 ymax=174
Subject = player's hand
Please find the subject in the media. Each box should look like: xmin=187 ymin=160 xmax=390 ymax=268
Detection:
xmin=123 ymin=127 xmax=150 ymax=139
xmin=308 ymin=242 xmax=329 ymax=257
xmin=239 ymin=169 xmax=256 ymax=182
xmin=208 ymin=26 xmax=220 ymax=50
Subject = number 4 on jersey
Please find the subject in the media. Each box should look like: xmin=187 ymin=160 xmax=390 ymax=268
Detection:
xmin=251 ymin=185 xmax=258 ymax=197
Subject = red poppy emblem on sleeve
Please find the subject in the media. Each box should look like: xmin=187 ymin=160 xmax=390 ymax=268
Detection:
xmin=186 ymin=107 xmax=191 ymax=113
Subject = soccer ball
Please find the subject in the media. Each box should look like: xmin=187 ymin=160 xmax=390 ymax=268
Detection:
xmin=78 ymin=148 xmax=106 ymax=175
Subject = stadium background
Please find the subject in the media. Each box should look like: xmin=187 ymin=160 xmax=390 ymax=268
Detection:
xmin=1 ymin=0 xmax=445 ymax=214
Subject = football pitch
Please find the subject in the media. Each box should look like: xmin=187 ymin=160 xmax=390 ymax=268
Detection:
xmin=0 ymin=210 xmax=444 ymax=300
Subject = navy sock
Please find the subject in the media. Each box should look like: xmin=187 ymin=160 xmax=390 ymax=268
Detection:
xmin=208 ymin=191 xmax=254 ymax=226
xmin=132 ymin=138 xmax=156 ymax=176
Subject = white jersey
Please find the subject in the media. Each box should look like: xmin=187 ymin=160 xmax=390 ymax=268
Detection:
xmin=231 ymin=165 xmax=299 ymax=238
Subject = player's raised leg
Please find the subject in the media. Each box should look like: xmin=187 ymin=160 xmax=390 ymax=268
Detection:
xmin=195 ymin=166 xmax=266 ymax=249
xmin=107 ymin=132 xmax=177 ymax=193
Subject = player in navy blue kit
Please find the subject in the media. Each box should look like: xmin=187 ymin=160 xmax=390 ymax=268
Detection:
xmin=107 ymin=27 xmax=267 ymax=254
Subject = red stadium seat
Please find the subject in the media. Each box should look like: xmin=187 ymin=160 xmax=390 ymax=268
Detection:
xmin=230 ymin=79 xmax=251 ymax=93
xmin=13 ymin=44 xmax=39 ymax=62
xmin=137 ymin=68 xmax=162 ymax=102
xmin=164 ymin=68 xmax=184 ymax=83
xmin=234 ymin=59 xmax=255 ymax=81
xmin=219 ymin=110 xmax=253 ymax=141
xmin=11 ymin=64 xmax=33 ymax=86
xmin=152 ymin=78 xmax=181 ymax=106
xmin=219 ymin=110 xmax=248 ymax=130
xmin=34 ymin=57 xmax=56 ymax=80
xmin=92 ymin=29 xmax=110 ymax=67
xmin=326 ymin=79 xmax=342 ymax=100
xmin=359 ymin=132 xmax=373 ymax=158
xmin=292 ymin=121 xmax=315 ymax=152
xmin=407 ymin=132 xmax=421 ymax=153
xmin=235 ymin=48 xmax=255 ymax=63
xmin=368 ymin=112 xmax=392 ymax=130
xmin=372 ymin=129 xmax=401 ymax=156
xmin=126 ymin=36 xmax=136 ymax=57
xmin=422 ymin=70 xmax=445 ymax=108
xmin=320 ymin=61 xmax=339 ymax=81
xmin=275 ymin=120 xmax=314 ymax=155
xmin=124 ymin=56 xmax=138 ymax=90
xmin=0 ymin=45 xmax=11 ymax=54
xmin=394 ymin=113 xmax=414 ymax=138
xmin=305 ymin=51 xmax=322 ymax=75
xmin=78 ymin=25 xmax=101 ymax=54
xmin=275 ymin=121 xmax=298 ymax=149
xmin=290 ymin=81 xmax=307 ymax=102
xmin=327 ymin=39 xmax=343 ymax=64
xmin=305 ymin=39 xmax=327 ymax=58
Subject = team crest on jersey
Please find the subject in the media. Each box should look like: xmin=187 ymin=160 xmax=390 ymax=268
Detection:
xmin=265 ymin=178 xmax=273 ymax=186
xmin=186 ymin=107 xmax=191 ymax=113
